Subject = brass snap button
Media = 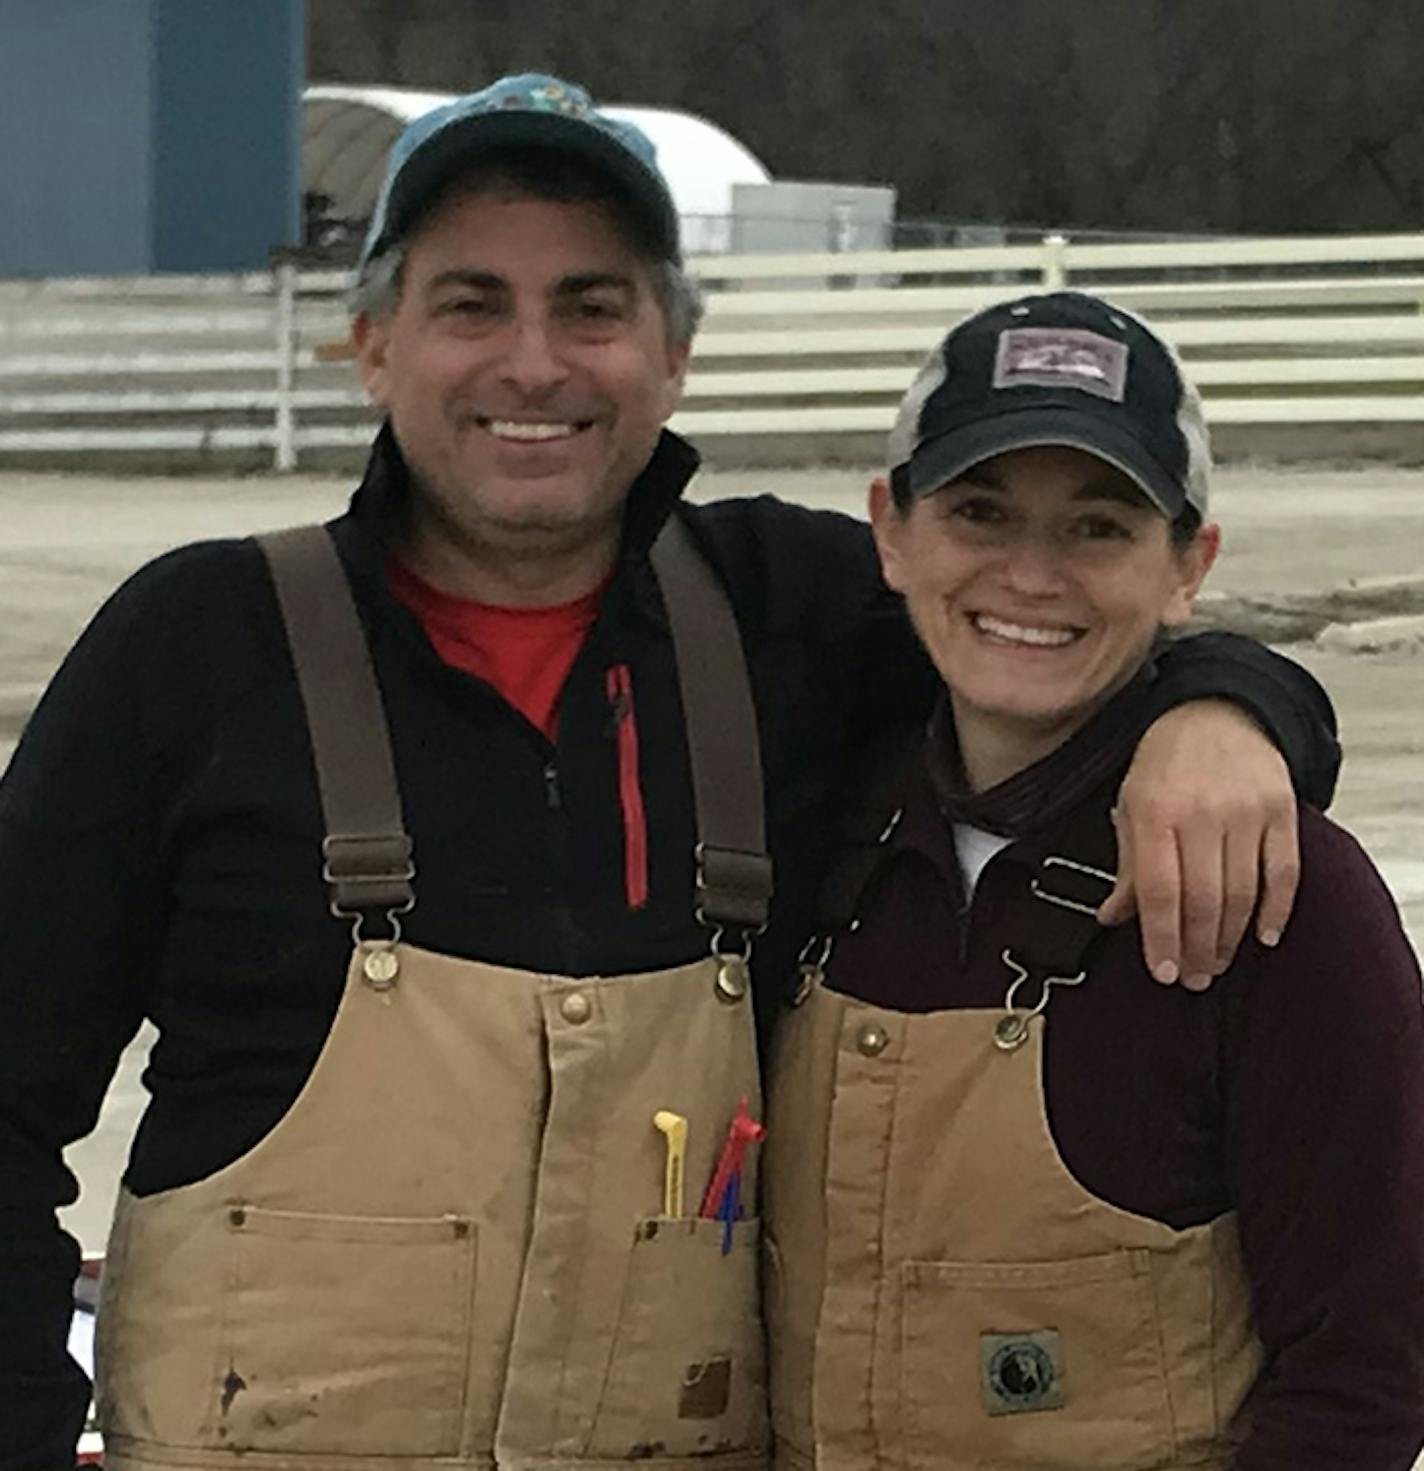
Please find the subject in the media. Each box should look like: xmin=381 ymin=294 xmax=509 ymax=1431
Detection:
xmin=994 ymin=1014 xmax=1031 ymax=1051
xmin=856 ymin=1024 xmax=889 ymax=1057
xmin=715 ymin=956 xmax=750 ymax=1003
xmin=362 ymin=947 xmax=399 ymax=988
xmin=560 ymin=991 xmax=593 ymax=1025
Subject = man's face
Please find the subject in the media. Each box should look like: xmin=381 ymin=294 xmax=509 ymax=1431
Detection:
xmin=354 ymin=188 xmax=690 ymax=561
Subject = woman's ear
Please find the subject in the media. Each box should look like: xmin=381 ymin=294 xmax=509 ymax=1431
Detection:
xmin=869 ymin=476 xmax=910 ymax=593
xmin=1162 ymin=521 xmax=1222 ymax=627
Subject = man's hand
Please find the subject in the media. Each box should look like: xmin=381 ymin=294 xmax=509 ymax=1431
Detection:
xmin=1098 ymin=700 xmax=1300 ymax=989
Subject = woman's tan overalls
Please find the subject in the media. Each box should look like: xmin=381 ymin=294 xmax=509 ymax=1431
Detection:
xmin=763 ymin=808 xmax=1263 ymax=1470
xmin=95 ymin=521 xmax=773 ymax=1471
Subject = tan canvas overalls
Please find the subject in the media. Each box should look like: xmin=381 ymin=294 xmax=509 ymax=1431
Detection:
xmin=95 ymin=519 xmax=773 ymax=1471
xmin=763 ymin=811 xmax=1263 ymax=1470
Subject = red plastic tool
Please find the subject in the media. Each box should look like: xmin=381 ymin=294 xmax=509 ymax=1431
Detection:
xmin=699 ymin=1096 xmax=766 ymax=1219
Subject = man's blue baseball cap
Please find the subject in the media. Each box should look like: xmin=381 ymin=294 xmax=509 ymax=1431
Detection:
xmin=360 ymin=73 xmax=681 ymax=267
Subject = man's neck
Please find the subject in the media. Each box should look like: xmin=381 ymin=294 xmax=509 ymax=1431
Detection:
xmin=395 ymin=517 xmax=621 ymax=608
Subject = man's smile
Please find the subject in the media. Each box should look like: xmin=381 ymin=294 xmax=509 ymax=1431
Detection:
xmin=475 ymin=416 xmax=596 ymax=442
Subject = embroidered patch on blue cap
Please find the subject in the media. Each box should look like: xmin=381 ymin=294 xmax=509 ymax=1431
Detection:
xmin=980 ymin=1330 xmax=1065 ymax=1416
xmin=993 ymin=328 xmax=1129 ymax=403
xmin=499 ymin=78 xmax=592 ymax=116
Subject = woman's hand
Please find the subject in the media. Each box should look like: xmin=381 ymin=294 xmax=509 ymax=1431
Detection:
xmin=1098 ymin=700 xmax=1299 ymax=988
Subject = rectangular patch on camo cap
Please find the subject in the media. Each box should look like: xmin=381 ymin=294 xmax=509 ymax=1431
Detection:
xmin=993 ymin=327 xmax=1129 ymax=402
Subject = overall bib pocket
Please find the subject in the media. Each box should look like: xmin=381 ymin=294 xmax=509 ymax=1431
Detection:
xmin=590 ymin=1215 xmax=769 ymax=1460
xmin=899 ymin=1249 xmax=1174 ymax=1470
xmin=214 ymin=1206 xmax=477 ymax=1456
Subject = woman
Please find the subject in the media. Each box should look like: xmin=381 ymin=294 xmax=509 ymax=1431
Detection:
xmin=762 ymin=292 xmax=1424 ymax=1469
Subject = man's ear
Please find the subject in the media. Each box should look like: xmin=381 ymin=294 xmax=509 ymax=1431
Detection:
xmin=656 ymin=335 xmax=693 ymax=423
xmin=1162 ymin=521 xmax=1222 ymax=627
xmin=352 ymin=312 xmax=393 ymax=410
xmin=869 ymin=475 xmax=910 ymax=592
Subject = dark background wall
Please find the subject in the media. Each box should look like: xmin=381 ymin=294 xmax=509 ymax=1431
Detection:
xmin=308 ymin=0 xmax=1424 ymax=236
xmin=0 ymin=0 xmax=304 ymax=277
xmin=0 ymin=1 xmax=155 ymax=274
xmin=151 ymin=0 xmax=306 ymax=270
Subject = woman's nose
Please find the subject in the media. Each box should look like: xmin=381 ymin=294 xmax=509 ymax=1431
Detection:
xmin=999 ymin=532 xmax=1071 ymax=595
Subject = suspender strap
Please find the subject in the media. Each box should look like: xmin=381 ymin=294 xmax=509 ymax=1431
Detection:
xmin=260 ymin=515 xmax=771 ymax=936
xmin=649 ymin=514 xmax=773 ymax=934
xmin=1008 ymin=810 xmax=1120 ymax=980
xmin=815 ymin=730 xmax=922 ymax=933
xmin=259 ymin=527 xmax=415 ymax=920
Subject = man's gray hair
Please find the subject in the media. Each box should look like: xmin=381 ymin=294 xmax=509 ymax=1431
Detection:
xmin=348 ymin=236 xmax=705 ymax=347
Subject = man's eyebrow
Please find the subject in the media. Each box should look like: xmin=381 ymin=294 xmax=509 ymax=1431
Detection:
xmin=555 ymin=272 xmax=638 ymax=296
xmin=424 ymin=268 xmax=505 ymax=295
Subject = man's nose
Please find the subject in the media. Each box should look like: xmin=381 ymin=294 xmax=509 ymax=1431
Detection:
xmin=498 ymin=318 xmax=569 ymax=395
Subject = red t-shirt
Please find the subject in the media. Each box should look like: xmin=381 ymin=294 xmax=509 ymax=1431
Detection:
xmin=386 ymin=557 xmax=603 ymax=741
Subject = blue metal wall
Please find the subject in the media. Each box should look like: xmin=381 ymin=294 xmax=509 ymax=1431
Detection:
xmin=0 ymin=0 xmax=305 ymax=277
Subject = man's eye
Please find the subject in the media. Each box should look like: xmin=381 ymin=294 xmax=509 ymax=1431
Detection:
xmin=1075 ymin=515 xmax=1132 ymax=540
xmin=573 ymin=298 xmax=624 ymax=321
xmin=442 ymin=297 xmax=497 ymax=317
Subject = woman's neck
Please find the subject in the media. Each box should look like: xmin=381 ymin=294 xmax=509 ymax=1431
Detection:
xmin=952 ymin=706 xmax=1085 ymax=793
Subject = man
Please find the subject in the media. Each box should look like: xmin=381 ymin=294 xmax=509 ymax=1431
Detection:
xmin=0 ymin=75 xmax=1336 ymax=1471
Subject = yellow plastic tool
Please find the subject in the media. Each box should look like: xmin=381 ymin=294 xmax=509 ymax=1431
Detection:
xmin=653 ymin=1110 xmax=688 ymax=1218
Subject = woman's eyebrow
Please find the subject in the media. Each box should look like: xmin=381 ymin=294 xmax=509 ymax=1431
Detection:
xmin=956 ymin=466 xmax=1008 ymax=491
xmin=1072 ymin=479 xmax=1151 ymax=508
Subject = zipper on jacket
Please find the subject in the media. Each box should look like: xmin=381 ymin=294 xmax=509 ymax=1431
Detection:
xmin=606 ymin=665 xmax=650 ymax=911
xmin=543 ymin=762 xmax=562 ymax=811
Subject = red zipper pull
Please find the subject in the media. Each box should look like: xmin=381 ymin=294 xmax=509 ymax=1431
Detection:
xmin=606 ymin=665 xmax=649 ymax=910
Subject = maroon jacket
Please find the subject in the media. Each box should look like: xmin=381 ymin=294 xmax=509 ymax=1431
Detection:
xmin=822 ymin=753 xmax=1424 ymax=1471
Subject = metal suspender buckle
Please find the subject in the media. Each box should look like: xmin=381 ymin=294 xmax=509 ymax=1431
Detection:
xmin=1028 ymin=854 xmax=1117 ymax=918
xmin=794 ymin=935 xmax=834 ymax=1004
xmin=322 ymin=833 xmax=417 ymax=990
xmin=693 ymin=843 xmax=774 ymax=933
xmin=694 ymin=844 xmax=772 ymax=1005
xmin=993 ymin=948 xmax=1087 ymax=1051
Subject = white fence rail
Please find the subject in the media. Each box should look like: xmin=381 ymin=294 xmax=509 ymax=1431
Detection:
xmin=4 ymin=232 xmax=1424 ymax=468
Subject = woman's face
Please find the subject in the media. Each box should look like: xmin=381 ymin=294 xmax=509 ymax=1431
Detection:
xmin=871 ymin=444 xmax=1219 ymax=758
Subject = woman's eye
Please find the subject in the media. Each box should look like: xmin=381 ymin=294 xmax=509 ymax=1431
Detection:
xmin=948 ymin=496 xmax=1006 ymax=524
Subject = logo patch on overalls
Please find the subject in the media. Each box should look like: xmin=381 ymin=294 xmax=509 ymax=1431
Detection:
xmin=980 ymin=1330 xmax=1065 ymax=1415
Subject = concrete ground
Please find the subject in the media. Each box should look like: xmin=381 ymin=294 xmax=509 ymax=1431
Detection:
xmin=0 ymin=460 xmax=1420 ymax=1258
